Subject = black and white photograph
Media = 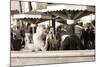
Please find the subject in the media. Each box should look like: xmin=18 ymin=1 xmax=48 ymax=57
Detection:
xmin=10 ymin=0 xmax=95 ymax=66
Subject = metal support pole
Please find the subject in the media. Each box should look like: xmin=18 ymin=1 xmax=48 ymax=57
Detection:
xmin=28 ymin=2 xmax=32 ymax=11
xmin=19 ymin=1 xmax=22 ymax=13
xmin=52 ymin=16 xmax=56 ymax=34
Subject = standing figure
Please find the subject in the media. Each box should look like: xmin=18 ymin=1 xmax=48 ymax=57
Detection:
xmin=46 ymin=27 xmax=59 ymax=50
xmin=60 ymin=24 xmax=82 ymax=50
xmin=32 ymin=25 xmax=47 ymax=52
xmin=24 ymin=33 xmax=34 ymax=50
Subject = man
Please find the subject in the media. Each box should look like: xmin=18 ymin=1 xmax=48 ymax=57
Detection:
xmin=75 ymin=22 xmax=83 ymax=39
xmin=13 ymin=26 xmax=22 ymax=50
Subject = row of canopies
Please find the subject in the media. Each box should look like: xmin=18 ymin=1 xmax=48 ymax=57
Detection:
xmin=12 ymin=4 xmax=95 ymax=24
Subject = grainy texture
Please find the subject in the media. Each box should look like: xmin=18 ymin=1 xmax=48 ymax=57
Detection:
xmin=11 ymin=50 xmax=95 ymax=66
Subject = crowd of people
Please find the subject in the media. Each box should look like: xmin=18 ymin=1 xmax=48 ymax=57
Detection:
xmin=56 ymin=21 xmax=95 ymax=50
xmin=11 ymin=20 xmax=95 ymax=51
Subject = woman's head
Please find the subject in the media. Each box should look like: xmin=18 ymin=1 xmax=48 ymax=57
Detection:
xmin=36 ymin=25 xmax=45 ymax=34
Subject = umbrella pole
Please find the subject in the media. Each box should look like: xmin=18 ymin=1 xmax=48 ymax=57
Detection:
xmin=52 ymin=16 xmax=56 ymax=34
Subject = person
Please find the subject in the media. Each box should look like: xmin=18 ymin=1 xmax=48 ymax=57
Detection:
xmin=82 ymin=23 xmax=95 ymax=49
xmin=60 ymin=24 xmax=82 ymax=50
xmin=61 ymin=34 xmax=81 ymax=50
xmin=12 ymin=26 xmax=22 ymax=50
xmin=20 ymin=23 xmax=25 ymax=48
xmin=32 ymin=25 xmax=47 ymax=51
xmin=25 ymin=23 xmax=33 ymax=43
xmin=11 ymin=28 xmax=14 ymax=50
xmin=46 ymin=27 xmax=59 ymax=50
xmin=75 ymin=22 xmax=83 ymax=39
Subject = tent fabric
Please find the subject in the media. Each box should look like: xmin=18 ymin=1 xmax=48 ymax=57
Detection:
xmin=13 ymin=14 xmax=51 ymax=19
xmin=13 ymin=11 xmax=51 ymax=19
xmin=41 ymin=4 xmax=95 ymax=12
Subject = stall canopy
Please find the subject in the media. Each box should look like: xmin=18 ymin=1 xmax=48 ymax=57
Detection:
xmin=12 ymin=11 xmax=52 ymax=24
xmin=38 ymin=4 xmax=95 ymax=24
xmin=45 ymin=4 xmax=95 ymax=12
xmin=12 ymin=4 xmax=95 ymax=24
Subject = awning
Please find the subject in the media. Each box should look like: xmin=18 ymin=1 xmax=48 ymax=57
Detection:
xmin=41 ymin=4 xmax=95 ymax=12
xmin=38 ymin=4 xmax=95 ymax=21
xmin=12 ymin=11 xmax=51 ymax=19
xmin=12 ymin=11 xmax=52 ymax=24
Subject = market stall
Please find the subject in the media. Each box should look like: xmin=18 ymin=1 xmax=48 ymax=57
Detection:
xmin=11 ymin=2 xmax=95 ymax=66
